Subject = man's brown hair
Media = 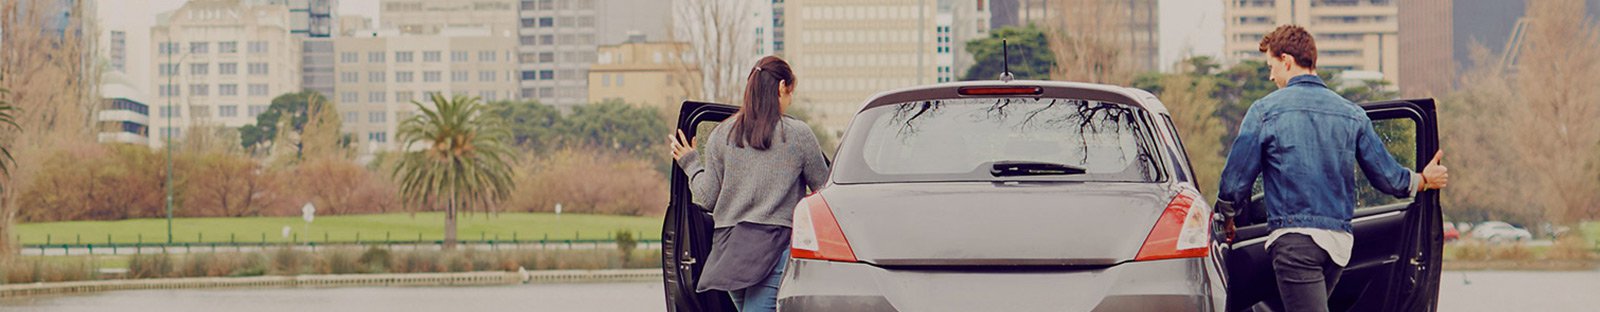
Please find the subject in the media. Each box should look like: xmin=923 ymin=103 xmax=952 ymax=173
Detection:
xmin=1258 ymin=25 xmax=1317 ymax=69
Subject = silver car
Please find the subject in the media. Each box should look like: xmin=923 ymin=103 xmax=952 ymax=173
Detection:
xmin=664 ymin=80 xmax=1446 ymax=312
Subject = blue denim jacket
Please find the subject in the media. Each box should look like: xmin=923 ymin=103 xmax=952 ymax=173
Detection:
xmin=1217 ymin=75 xmax=1414 ymax=233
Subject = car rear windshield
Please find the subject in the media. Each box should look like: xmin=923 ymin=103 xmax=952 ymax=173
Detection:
xmin=832 ymin=97 xmax=1163 ymax=184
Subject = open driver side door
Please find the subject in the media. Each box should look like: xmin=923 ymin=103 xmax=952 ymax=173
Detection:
xmin=662 ymin=101 xmax=740 ymax=312
xmin=1222 ymin=99 xmax=1444 ymax=312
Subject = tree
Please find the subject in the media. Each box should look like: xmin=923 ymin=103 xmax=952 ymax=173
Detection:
xmin=963 ymin=25 xmax=1055 ymax=81
xmin=181 ymin=151 xmax=281 ymax=217
xmin=1 ymin=0 xmax=99 ymax=256
xmin=239 ymin=91 xmax=339 ymax=156
xmin=672 ymin=0 xmax=757 ymax=103
xmin=391 ymin=94 xmax=516 ymax=249
xmin=1046 ymin=0 xmax=1135 ymax=84
xmin=1507 ymin=0 xmax=1600 ymax=223
xmin=485 ymin=100 xmax=564 ymax=151
xmin=1152 ymin=72 xmax=1227 ymax=197
xmin=561 ymin=100 xmax=669 ymax=155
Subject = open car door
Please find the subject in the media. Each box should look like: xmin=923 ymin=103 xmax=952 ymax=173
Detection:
xmin=1223 ymin=99 xmax=1443 ymax=312
xmin=663 ymin=101 xmax=740 ymax=312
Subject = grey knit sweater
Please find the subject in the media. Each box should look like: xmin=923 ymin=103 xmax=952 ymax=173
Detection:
xmin=676 ymin=117 xmax=830 ymax=229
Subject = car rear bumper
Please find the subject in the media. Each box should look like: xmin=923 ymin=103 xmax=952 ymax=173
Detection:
xmin=777 ymin=257 xmax=1219 ymax=312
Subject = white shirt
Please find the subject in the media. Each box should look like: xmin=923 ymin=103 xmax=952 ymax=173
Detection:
xmin=1264 ymin=171 xmax=1423 ymax=267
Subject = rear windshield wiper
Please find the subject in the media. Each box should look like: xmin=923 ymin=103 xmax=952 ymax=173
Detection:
xmin=989 ymin=161 xmax=1088 ymax=177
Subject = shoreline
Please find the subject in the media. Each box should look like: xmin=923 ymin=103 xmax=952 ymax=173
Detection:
xmin=0 ymin=269 xmax=661 ymax=298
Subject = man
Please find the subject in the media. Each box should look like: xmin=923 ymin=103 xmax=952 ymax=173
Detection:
xmin=1216 ymin=25 xmax=1450 ymax=312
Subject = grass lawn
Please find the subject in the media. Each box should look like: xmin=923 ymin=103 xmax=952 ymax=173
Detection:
xmin=1583 ymin=222 xmax=1599 ymax=246
xmin=14 ymin=212 xmax=662 ymax=245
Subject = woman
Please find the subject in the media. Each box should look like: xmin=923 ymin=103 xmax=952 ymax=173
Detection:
xmin=669 ymin=56 xmax=830 ymax=311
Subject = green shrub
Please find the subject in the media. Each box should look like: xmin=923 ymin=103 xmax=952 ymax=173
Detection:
xmin=358 ymin=246 xmax=392 ymax=272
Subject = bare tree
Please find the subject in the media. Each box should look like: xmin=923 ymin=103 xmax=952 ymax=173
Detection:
xmin=671 ymin=0 xmax=757 ymax=104
xmin=1509 ymin=0 xmax=1600 ymax=223
xmin=1045 ymin=0 xmax=1135 ymax=85
xmin=0 ymin=0 xmax=100 ymax=257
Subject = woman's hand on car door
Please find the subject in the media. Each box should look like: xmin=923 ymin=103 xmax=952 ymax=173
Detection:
xmin=670 ymin=129 xmax=696 ymax=161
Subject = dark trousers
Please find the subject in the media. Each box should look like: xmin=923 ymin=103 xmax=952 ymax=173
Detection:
xmin=1269 ymin=233 xmax=1344 ymax=312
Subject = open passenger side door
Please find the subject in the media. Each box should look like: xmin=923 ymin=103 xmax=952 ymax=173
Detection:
xmin=1223 ymin=99 xmax=1443 ymax=312
xmin=662 ymin=101 xmax=740 ymax=312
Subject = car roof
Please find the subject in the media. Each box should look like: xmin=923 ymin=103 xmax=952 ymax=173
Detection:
xmin=855 ymin=80 xmax=1169 ymax=115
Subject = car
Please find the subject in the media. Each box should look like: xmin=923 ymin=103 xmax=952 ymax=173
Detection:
xmin=1470 ymin=221 xmax=1533 ymax=243
xmin=662 ymin=81 xmax=1446 ymax=312
xmin=1444 ymin=222 xmax=1461 ymax=242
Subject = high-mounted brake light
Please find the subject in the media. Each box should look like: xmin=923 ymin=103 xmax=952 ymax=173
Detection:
xmin=957 ymin=86 xmax=1043 ymax=96
xmin=1133 ymin=187 xmax=1213 ymax=261
xmin=791 ymin=195 xmax=858 ymax=263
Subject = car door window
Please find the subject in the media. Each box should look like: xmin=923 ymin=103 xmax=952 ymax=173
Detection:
xmin=1355 ymin=118 xmax=1418 ymax=209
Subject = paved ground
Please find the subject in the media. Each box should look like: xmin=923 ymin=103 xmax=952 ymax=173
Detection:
xmin=3 ymin=270 xmax=1596 ymax=311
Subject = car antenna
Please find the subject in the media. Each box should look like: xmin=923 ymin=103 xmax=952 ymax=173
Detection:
xmin=1000 ymin=39 xmax=1015 ymax=83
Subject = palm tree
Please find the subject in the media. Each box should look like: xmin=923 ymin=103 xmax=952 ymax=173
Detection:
xmin=392 ymin=94 xmax=515 ymax=249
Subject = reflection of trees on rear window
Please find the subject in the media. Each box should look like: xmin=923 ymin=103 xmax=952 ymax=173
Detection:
xmin=836 ymin=98 xmax=1159 ymax=183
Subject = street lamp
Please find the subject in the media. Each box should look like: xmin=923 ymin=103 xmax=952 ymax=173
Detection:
xmin=164 ymin=49 xmax=191 ymax=245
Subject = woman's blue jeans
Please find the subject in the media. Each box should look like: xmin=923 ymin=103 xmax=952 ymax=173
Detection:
xmin=729 ymin=249 xmax=788 ymax=312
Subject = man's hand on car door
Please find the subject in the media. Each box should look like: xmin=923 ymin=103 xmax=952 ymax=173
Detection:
xmin=1421 ymin=150 xmax=1448 ymax=190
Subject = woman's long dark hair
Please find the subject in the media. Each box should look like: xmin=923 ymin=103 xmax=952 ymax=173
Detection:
xmin=729 ymin=56 xmax=795 ymax=150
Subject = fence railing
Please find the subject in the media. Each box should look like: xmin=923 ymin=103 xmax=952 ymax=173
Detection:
xmin=15 ymin=232 xmax=661 ymax=256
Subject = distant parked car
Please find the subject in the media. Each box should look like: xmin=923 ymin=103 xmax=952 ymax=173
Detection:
xmin=1443 ymin=222 xmax=1460 ymax=242
xmin=1471 ymin=221 xmax=1533 ymax=243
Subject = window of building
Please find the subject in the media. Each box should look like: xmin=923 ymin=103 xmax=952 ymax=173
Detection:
xmin=538 ymin=17 xmax=554 ymax=27
xmin=218 ymin=105 xmax=238 ymax=117
xmin=248 ymin=41 xmax=268 ymax=53
xmin=423 ymin=51 xmax=442 ymax=62
xmin=479 ymin=51 xmax=496 ymax=62
xmin=369 ymin=51 xmax=386 ymax=63
xmin=368 ymin=132 xmax=388 ymax=143
xmin=159 ymin=63 xmax=178 ymax=76
xmin=190 ymin=42 xmax=209 ymax=54
xmin=219 ymin=84 xmax=238 ymax=96
xmin=345 ymin=112 xmax=359 ymax=123
xmin=424 ymin=71 xmax=442 ymax=82
xmin=191 ymin=63 xmax=209 ymax=75
xmin=219 ymin=62 xmax=238 ymax=75
xmin=341 ymin=72 xmax=360 ymax=83
xmin=452 ymin=70 xmax=470 ymax=82
xmin=249 ymin=105 xmax=268 ymax=116
xmin=190 ymin=84 xmax=209 ymax=96
xmin=397 ymin=91 xmax=414 ymax=102
xmin=369 ymin=71 xmax=386 ymax=83
xmin=159 ymin=42 xmax=178 ymax=55
xmin=452 ymin=51 xmax=470 ymax=62
xmin=539 ymin=52 xmax=554 ymax=63
xmin=540 ymin=70 xmax=554 ymax=80
xmin=369 ymin=111 xmax=387 ymax=123
xmin=480 ymin=71 xmax=497 ymax=82
xmin=218 ymin=41 xmax=237 ymax=53
xmin=396 ymin=51 xmax=414 ymax=62
xmin=341 ymin=92 xmax=360 ymax=104
xmin=249 ymin=84 xmax=269 ymax=96
xmin=396 ymin=71 xmax=414 ymax=82
xmin=601 ymin=73 xmax=611 ymax=87
xmin=341 ymin=52 xmax=359 ymax=63
xmin=248 ymin=63 xmax=269 ymax=75
xmin=160 ymin=105 xmax=181 ymax=117
xmin=370 ymin=91 xmax=387 ymax=103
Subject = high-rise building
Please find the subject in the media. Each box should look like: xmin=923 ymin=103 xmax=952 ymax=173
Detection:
xmin=1014 ymin=0 xmax=1159 ymax=73
xmin=515 ymin=0 xmax=671 ymax=107
xmin=785 ymin=0 xmax=987 ymax=131
xmin=333 ymin=28 xmax=520 ymax=154
xmin=150 ymin=0 xmax=302 ymax=147
xmin=380 ymin=0 xmax=519 ymax=36
xmin=588 ymin=40 xmax=702 ymax=111
xmin=1224 ymin=0 xmax=1398 ymax=85
xmin=1398 ymin=0 xmax=1600 ymax=97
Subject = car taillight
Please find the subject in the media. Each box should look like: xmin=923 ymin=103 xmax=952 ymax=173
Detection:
xmin=791 ymin=194 xmax=858 ymax=262
xmin=1134 ymin=187 xmax=1212 ymax=261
